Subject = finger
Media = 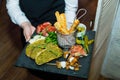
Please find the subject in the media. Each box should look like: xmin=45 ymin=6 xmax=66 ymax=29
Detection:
xmin=31 ymin=26 xmax=36 ymax=34
xmin=24 ymin=31 xmax=30 ymax=42
xmin=26 ymin=35 xmax=30 ymax=42
xmin=26 ymin=36 xmax=30 ymax=42
xmin=26 ymin=27 xmax=35 ymax=42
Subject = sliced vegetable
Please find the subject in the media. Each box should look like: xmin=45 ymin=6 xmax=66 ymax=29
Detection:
xmin=83 ymin=35 xmax=94 ymax=53
xmin=45 ymin=32 xmax=58 ymax=44
xmin=36 ymin=22 xmax=56 ymax=36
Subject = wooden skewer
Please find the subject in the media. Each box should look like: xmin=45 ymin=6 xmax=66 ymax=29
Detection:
xmin=46 ymin=62 xmax=82 ymax=67
xmin=46 ymin=63 xmax=57 ymax=66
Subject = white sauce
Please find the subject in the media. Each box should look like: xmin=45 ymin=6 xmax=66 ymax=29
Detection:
xmin=60 ymin=61 xmax=66 ymax=68
xmin=69 ymin=57 xmax=74 ymax=62
xmin=29 ymin=35 xmax=45 ymax=44
xmin=69 ymin=66 xmax=74 ymax=70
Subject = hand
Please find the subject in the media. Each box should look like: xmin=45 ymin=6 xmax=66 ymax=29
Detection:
xmin=20 ymin=22 xmax=36 ymax=42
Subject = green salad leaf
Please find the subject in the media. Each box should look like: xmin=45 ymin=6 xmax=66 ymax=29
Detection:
xmin=45 ymin=32 xmax=58 ymax=44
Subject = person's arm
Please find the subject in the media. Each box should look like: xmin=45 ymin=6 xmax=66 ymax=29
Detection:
xmin=6 ymin=0 xmax=30 ymax=26
xmin=6 ymin=0 xmax=35 ymax=42
xmin=64 ymin=0 xmax=78 ymax=29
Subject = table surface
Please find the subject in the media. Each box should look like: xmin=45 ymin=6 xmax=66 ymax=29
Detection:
xmin=15 ymin=31 xmax=95 ymax=78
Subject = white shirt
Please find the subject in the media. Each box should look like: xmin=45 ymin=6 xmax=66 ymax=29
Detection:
xmin=6 ymin=0 xmax=78 ymax=28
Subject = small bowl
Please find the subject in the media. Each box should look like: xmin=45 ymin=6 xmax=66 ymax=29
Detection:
xmin=76 ymin=23 xmax=86 ymax=37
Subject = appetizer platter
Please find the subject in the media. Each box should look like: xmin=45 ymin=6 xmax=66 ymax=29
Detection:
xmin=15 ymin=10 xmax=95 ymax=78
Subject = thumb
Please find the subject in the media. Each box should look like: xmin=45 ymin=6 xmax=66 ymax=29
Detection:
xmin=24 ymin=32 xmax=30 ymax=42
xmin=31 ymin=26 xmax=36 ymax=34
xmin=26 ymin=36 xmax=30 ymax=42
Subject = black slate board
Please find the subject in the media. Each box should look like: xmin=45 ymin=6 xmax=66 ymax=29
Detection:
xmin=15 ymin=31 xmax=95 ymax=78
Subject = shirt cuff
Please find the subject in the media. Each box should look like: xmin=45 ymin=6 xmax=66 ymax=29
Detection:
xmin=15 ymin=15 xmax=30 ymax=26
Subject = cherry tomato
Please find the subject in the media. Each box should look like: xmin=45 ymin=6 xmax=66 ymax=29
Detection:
xmin=42 ymin=29 xmax=48 ymax=36
xmin=42 ymin=22 xmax=51 ymax=27
xmin=36 ymin=22 xmax=56 ymax=35
xmin=47 ymin=26 xmax=56 ymax=32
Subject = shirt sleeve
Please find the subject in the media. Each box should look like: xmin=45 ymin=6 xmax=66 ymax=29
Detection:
xmin=6 ymin=0 xmax=30 ymax=26
xmin=64 ymin=0 xmax=78 ymax=29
